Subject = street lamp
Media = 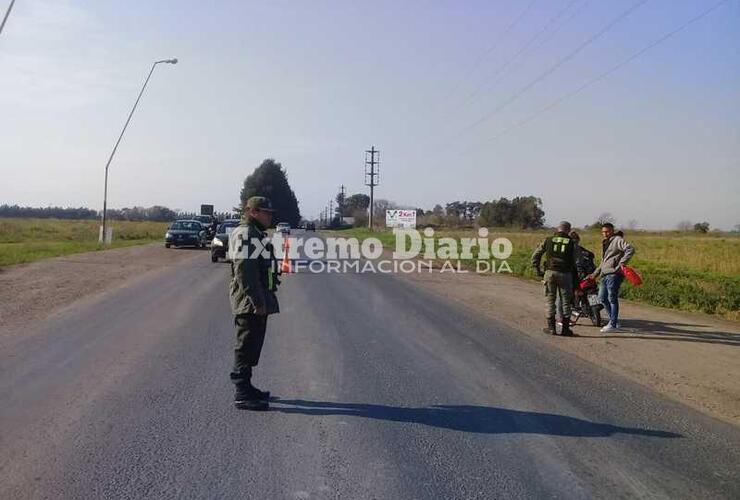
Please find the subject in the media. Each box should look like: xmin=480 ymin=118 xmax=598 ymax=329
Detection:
xmin=100 ymin=58 xmax=178 ymax=244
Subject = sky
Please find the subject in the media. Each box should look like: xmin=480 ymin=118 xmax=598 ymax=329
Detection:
xmin=0 ymin=0 xmax=738 ymax=229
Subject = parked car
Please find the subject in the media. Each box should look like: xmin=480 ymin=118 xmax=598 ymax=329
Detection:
xmin=211 ymin=219 xmax=240 ymax=262
xmin=276 ymin=222 xmax=291 ymax=235
xmin=194 ymin=215 xmax=217 ymax=238
xmin=165 ymin=220 xmax=208 ymax=248
xmin=305 ymin=222 xmax=316 ymax=231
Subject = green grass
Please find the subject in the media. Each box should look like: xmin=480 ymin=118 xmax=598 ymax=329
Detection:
xmin=329 ymin=227 xmax=740 ymax=321
xmin=0 ymin=218 xmax=170 ymax=267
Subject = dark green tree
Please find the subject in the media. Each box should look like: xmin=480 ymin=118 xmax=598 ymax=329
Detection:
xmin=335 ymin=190 xmax=346 ymax=218
xmin=239 ymin=159 xmax=301 ymax=226
xmin=477 ymin=196 xmax=544 ymax=229
xmin=694 ymin=221 xmax=710 ymax=233
xmin=345 ymin=193 xmax=370 ymax=213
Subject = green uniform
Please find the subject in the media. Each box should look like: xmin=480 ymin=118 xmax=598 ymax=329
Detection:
xmin=531 ymin=232 xmax=578 ymax=320
xmin=228 ymin=218 xmax=280 ymax=386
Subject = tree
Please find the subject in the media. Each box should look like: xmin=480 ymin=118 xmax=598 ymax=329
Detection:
xmin=510 ymin=196 xmax=545 ymax=229
xmin=694 ymin=222 xmax=710 ymax=233
xmin=239 ymin=158 xmax=301 ymax=226
xmin=335 ymin=190 xmax=346 ymax=218
xmin=597 ymin=212 xmax=616 ymax=225
xmin=476 ymin=196 xmax=544 ymax=229
xmin=431 ymin=204 xmax=444 ymax=216
xmin=345 ymin=193 xmax=370 ymax=213
xmin=676 ymin=220 xmax=693 ymax=232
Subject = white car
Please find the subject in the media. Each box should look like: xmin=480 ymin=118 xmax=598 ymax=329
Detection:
xmin=276 ymin=222 xmax=291 ymax=235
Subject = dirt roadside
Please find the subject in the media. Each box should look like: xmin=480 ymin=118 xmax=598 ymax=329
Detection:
xmin=0 ymin=244 xmax=204 ymax=338
xmin=398 ymin=266 xmax=740 ymax=427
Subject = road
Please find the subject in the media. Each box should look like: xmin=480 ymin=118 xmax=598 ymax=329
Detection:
xmin=1 ymin=232 xmax=739 ymax=499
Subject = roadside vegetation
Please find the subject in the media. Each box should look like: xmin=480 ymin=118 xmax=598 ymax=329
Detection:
xmin=329 ymin=227 xmax=740 ymax=321
xmin=0 ymin=218 xmax=169 ymax=267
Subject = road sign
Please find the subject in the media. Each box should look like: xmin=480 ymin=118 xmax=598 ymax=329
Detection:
xmin=200 ymin=204 xmax=214 ymax=216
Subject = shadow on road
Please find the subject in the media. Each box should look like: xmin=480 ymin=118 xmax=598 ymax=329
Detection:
xmin=270 ymin=399 xmax=681 ymax=438
xmin=577 ymin=319 xmax=740 ymax=347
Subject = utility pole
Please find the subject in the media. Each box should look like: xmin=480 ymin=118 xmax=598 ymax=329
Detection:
xmin=329 ymin=199 xmax=334 ymax=224
xmin=365 ymin=146 xmax=379 ymax=229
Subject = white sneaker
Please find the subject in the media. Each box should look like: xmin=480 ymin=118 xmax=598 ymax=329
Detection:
xmin=600 ymin=324 xmax=615 ymax=333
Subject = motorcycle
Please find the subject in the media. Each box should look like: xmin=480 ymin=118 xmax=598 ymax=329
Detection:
xmin=572 ymin=277 xmax=603 ymax=327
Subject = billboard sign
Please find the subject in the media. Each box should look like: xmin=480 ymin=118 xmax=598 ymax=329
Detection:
xmin=385 ymin=209 xmax=416 ymax=229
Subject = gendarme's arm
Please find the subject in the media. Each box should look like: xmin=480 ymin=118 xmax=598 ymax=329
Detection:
xmin=531 ymin=239 xmax=547 ymax=273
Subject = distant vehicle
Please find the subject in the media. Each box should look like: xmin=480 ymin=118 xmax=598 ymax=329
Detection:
xmin=276 ymin=222 xmax=291 ymax=235
xmin=165 ymin=220 xmax=208 ymax=249
xmin=305 ymin=222 xmax=316 ymax=231
xmin=211 ymin=219 xmax=240 ymax=263
xmin=194 ymin=215 xmax=216 ymax=238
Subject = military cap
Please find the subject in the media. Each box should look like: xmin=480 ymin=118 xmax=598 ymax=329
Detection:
xmin=245 ymin=196 xmax=276 ymax=212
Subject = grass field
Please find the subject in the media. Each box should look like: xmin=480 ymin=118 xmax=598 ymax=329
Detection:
xmin=0 ymin=218 xmax=169 ymax=267
xmin=330 ymin=227 xmax=740 ymax=321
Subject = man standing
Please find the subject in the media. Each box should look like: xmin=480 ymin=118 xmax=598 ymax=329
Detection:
xmin=589 ymin=223 xmax=635 ymax=333
xmin=228 ymin=196 xmax=280 ymax=410
xmin=531 ymin=221 xmax=579 ymax=336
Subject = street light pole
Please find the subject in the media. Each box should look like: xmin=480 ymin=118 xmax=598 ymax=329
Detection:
xmin=0 ymin=0 xmax=16 ymax=37
xmin=100 ymin=58 xmax=177 ymax=244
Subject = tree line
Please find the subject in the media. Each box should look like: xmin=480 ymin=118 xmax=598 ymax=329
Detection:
xmin=327 ymin=195 xmax=546 ymax=229
xmin=0 ymin=204 xmax=235 ymax=222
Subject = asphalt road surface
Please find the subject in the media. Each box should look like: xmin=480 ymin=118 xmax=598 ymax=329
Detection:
xmin=1 ymin=233 xmax=739 ymax=499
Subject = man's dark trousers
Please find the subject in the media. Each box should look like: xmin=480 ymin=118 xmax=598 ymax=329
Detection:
xmin=230 ymin=313 xmax=268 ymax=386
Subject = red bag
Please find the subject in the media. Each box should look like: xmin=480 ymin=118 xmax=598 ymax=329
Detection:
xmin=621 ymin=265 xmax=643 ymax=286
xmin=579 ymin=277 xmax=597 ymax=291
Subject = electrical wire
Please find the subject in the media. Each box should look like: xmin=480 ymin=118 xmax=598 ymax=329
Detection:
xmin=459 ymin=0 xmax=650 ymax=137
xmin=460 ymin=0 xmax=584 ymax=110
xmin=443 ymin=0 xmax=538 ymax=103
xmin=475 ymin=0 xmax=730 ymax=147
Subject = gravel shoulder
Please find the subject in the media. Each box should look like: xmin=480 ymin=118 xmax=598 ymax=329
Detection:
xmin=0 ymin=244 xmax=205 ymax=338
xmin=400 ymin=267 xmax=740 ymax=427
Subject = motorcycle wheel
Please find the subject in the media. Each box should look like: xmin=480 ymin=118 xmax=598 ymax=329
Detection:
xmin=590 ymin=306 xmax=603 ymax=327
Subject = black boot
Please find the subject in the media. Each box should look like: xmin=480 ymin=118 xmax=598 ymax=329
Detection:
xmin=232 ymin=368 xmax=269 ymax=410
xmin=234 ymin=384 xmax=269 ymax=411
xmin=542 ymin=317 xmax=556 ymax=335
xmin=561 ymin=317 xmax=574 ymax=337
xmin=249 ymin=382 xmax=270 ymax=401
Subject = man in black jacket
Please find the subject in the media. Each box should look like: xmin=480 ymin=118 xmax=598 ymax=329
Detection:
xmin=531 ymin=221 xmax=579 ymax=336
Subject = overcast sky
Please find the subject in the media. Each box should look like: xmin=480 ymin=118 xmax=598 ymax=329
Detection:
xmin=1 ymin=0 xmax=738 ymax=229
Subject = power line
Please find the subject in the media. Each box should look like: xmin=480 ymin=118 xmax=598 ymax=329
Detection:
xmin=460 ymin=0 xmax=583 ymax=110
xmin=476 ymin=0 xmax=731 ymax=148
xmin=459 ymin=0 xmax=649 ymax=137
xmin=443 ymin=0 xmax=538 ymax=103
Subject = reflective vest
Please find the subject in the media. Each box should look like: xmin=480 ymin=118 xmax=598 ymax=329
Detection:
xmin=544 ymin=234 xmax=574 ymax=272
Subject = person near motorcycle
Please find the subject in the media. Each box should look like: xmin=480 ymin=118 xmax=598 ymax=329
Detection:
xmin=531 ymin=221 xmax=579 ymax=336
xmin=556 ymin=231 xmax=596 ymax=325
xmin=588 ymin=223 xmax=635 ymax=333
